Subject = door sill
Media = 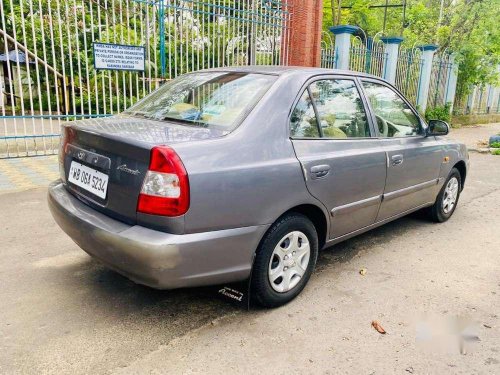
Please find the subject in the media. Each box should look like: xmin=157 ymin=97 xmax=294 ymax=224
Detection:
xmin=323 ymin=201 xmax=434 ymax=249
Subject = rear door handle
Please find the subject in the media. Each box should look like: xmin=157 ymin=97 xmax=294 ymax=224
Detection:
xmin=310 ymin=164 xmax=330 ymax=178
xmin=391 ymin=154 xmax=404 ymax=166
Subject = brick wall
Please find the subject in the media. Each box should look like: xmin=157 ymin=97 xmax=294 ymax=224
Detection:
xmin=283 ymin=0 xmax=323 ymax=67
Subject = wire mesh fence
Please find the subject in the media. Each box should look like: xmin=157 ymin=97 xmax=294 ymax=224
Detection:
xmin=0 ymin=0 xmax=291 ymax=158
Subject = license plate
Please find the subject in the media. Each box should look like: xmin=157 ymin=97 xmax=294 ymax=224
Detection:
xmin=68 ymin=161 xmax=109 ymax=199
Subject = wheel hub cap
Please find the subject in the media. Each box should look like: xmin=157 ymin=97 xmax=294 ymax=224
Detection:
xmin=442 ymin=177 xmax=459 ymax=214
xmin=268 ymin=231 xmax=311 ymax=293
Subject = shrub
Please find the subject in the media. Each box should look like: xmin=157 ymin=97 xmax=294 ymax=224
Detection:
xmin=490 ymin=141 xmax=500 ymax=148
xmin=491 ymin=149 xmax=500 ymax=156
xmin=425 ymin=103 xmax=452 ymax=123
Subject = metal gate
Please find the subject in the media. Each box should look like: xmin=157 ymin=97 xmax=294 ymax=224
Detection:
xmin=348 ymin=36 xmax=387 ymax=78
xmin=394 ymin=48 xmax=423 ymax=106
xmin=0 ymin=0 xmax=291 ymax=158
xmin=427 ymin=53 xmax=452 ymax=109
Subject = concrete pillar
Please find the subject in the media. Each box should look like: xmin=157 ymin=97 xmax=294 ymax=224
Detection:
xmin=416 ymin=44 xmax=438 ymax=112
xmin=329 ymin=25 xmax=360 ymax=70
xmin=380 ymin=37 xmax=404 ymax=84
xmin=284 ymin=0 xmax=323 ymax=67
xmin=444 ymin=54 xmax=458 ymax=113
xmin=486 ymin=85 xmax=494 ymax=113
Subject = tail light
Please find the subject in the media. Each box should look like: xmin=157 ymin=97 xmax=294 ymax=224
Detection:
xmin=137 ymin=146 xmax=190 ymax=216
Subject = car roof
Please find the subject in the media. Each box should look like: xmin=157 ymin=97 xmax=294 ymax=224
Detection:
xmin=199 ymin=65 xmax=384 ymax=80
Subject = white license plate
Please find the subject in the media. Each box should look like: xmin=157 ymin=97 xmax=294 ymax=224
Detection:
xmin=68 ymin=161 xmax=109 ymax=199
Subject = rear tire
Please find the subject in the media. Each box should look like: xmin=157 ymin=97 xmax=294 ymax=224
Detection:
xmin=251 ymin=213 xmax=318 ymax=308
xmin=429 ymin=168 xmax=462 ymax=223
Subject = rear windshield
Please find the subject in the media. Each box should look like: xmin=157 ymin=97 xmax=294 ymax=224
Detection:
xmin=124 ymin=72 xmax=276 ymax=132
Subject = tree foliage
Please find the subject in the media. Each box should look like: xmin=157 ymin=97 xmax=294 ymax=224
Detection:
xmin=323 ymin=0 xmax=500 ymax=100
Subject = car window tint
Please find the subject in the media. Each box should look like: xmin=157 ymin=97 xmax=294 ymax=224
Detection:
xmin=362 ymin=81 xmax=422 ymax=137
xmin=290 ymin=90 xmax=320 ymax=138
xmin=308 ymin=79 xmax=370 ymax=138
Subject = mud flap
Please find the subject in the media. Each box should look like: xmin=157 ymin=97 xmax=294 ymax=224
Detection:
xmin=213 ymin=254 xmax=255 ymax=310
xmin=215 ymin=278 xmax=251 ymax=310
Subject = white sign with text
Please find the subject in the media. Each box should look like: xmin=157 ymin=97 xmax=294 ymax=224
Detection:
xmin=93 ymin=43 xmax=145 ymax=72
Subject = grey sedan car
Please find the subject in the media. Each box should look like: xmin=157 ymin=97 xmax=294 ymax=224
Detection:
xmin=48 ymin=66 xmax=469 ymax=307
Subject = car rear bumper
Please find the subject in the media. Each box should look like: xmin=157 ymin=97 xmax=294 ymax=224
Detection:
xmin=48 ymin=181 xmax=269 ymax=289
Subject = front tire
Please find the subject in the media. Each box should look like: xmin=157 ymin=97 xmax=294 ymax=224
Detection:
xmin=429 ymin=168 xmax=462 ymax=222
xmin=251 ymin=213 xmax=318 ymax=308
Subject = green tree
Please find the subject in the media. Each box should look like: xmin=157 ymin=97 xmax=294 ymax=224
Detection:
xmin=322 ymin=0 xmax=500 ymax=102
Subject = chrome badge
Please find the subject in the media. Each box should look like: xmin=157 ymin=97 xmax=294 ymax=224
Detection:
xmin=77 ymin=151 xmax=86 ymax=160
xmin=116 ymin=164 xmax=141 ymax=176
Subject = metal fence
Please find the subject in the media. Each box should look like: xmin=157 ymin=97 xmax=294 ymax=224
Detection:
xmin=394 ymin=48 xmax=423 ymax=106
xmin=320 ymin=31 xmax=336 ymax=69
xmin=454 ymin=84 xmax=500 ymax=115
xmin=427 ymin=53 xmax=453 ymax=109
xmin=0 ymin=0 xmax=291 ymax=158
xmin=348 ymin=37 xmax=387 ymax=78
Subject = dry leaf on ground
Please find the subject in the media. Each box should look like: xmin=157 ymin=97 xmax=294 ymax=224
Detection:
xmin=371 ymin=320 xmax=387 ymax=334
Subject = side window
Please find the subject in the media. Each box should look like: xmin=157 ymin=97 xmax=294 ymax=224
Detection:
xmin=362 ymin=81 xmax=422 ymax=137
xmin=309 ymin=79 xmax=371 ymax=138
xmin=290 ymin=90 xmax=320 ymax=138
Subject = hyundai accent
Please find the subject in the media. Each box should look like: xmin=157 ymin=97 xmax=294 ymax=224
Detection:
xmin=48 ymin=66 xmax=469 ymax=307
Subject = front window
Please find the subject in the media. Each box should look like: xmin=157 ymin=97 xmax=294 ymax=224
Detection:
xmin=362 ymin=81 xmax=422 ymax=137
xmin=124 ymin=72 xmax=276 ymax=132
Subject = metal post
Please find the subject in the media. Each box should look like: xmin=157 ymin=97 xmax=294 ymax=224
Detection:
xmin=158 ymin=0 xmax=166 ymax=79
xmin=364 ymin=37 xmax=372 ymax=73
xmin=433 ymin=59 xmax=442 ymax=107
xmin=444 ymin=54 xmax=458 ymax=113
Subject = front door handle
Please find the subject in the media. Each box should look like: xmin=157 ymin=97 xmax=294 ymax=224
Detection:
xmin=310 ymin=164 xmax=330 ymax=178
xmin=391 ymin=154 xmax=404 ymax=166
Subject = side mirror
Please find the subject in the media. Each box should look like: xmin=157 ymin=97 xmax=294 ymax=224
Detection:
xmin=426 ymin=119 xmax=449 ymax=136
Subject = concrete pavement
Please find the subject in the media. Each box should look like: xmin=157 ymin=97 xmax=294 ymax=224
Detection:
xmin=0 ymin=151 xmax=499 ymax=374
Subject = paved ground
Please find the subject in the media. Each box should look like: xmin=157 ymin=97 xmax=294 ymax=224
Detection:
xmin=1 ymin=127 xmax=500 ymax=374
xmin=0 ymin=155 xmax=58 ymax=192
xmin=449 ymin=123 xmax=500 ymax=150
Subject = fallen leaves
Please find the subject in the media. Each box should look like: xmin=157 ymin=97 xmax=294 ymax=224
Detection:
xmin=371 ymin=320 xmax=387 ymax=334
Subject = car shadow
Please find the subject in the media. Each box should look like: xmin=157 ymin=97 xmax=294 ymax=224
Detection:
xmin=53 ymin=210 xmax=434 ymax=320
xmin=316 ymin=210 xmax=433 ymax=271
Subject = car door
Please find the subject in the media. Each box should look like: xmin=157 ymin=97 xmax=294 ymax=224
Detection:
xmin=290 ymin=76 xmax=387 ymax=239
xmin=360 ymin=79 xmax=443 ymax=221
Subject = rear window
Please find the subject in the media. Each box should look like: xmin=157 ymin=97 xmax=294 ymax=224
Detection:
xmin=124 ymin=72 xmax=276 ymax=132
